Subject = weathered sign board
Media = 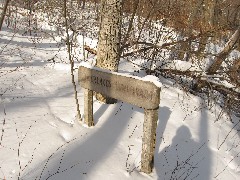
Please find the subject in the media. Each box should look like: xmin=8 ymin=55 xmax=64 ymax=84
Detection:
xmin=78 ymin=65 xmax=161 ymax=174
xmin=79 ymin=66 xmax=160 ymax=109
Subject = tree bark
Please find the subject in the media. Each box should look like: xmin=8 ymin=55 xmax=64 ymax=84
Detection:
xmin=0 ymin=0 xmax=11 ymax=31
xmin=238 ymin=37 xmax=240 ymax=52
xmin=95 ymin=0 xmax=122 ymax=104
xmin=229 ymin=58 xmax=240 ymax=86
xmin=204 ymin=0 xmax=217 ymax=28
xmin=195 ymin=35 xmax=209 ymax=61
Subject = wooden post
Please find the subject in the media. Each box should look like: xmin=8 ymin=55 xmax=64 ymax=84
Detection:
xmin=84 ymin=89 xmax=94 ymax=127
xmin=79 ymin=66 xmax=161 ymax=174
xmin=141 ymin=108 xmax=158 ymax=173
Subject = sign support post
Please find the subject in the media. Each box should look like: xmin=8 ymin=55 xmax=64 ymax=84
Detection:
xmin=79 ymin=65 xmax=162 ymax=174
xmin=84 ymin=89 xmax=94 ymax=127
xmin=141 ymin=108 xmax=158 ymax=173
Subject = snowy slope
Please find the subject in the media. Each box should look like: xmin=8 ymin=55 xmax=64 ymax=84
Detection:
xmin=0 ymin=27 xmax=240 ymax=180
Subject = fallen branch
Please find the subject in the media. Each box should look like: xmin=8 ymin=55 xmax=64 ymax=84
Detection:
xmin=121 ymin=32 xmax=212 ymax=57
xmin=83 ymin=32 xmax=213 ymax=59
xmin=207 ymin=26 xmax=240 ymax=74
xmin=160 ymin=68 xmax=239 ymax=95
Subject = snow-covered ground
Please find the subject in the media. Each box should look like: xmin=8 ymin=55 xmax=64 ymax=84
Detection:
xmin=0 ymin=17 xmax=240 ymax=180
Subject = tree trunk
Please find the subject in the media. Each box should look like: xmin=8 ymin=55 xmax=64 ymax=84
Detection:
xmin=28 ymin=0 xmax=32 ymax=36
xmin=178 ymin=40 xmax=190 ymax=61
xmin=178 ymin=0 xmax=204 ymax=61
xmin=204 ymin=0 xmax=217 ymax=28
xmin=207 ymin=26 xmax=240 ymax=74
xmin=237 ymin=37 xmax=240 ymax=52
xmin=229 ymin=58 xmax=240 ymax=86
xmin=195 ymin=35 xmax=208 ymax=60
xmin=95 ymin=0 xmax=122 ymax=104
xmin=82 ymin=0 xmax=86 ymax=9
xmin=0 ymin=0 xmax=11 ymax=31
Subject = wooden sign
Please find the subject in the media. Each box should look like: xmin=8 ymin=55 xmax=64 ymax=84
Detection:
xmin=79 ymin=66 xmax=160 ymax=109
xmin=79 ymin=65 xmax=161 ymax=174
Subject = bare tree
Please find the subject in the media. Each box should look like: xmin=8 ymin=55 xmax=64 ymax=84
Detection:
xmin=63 ymin=0 xmax=82 ymax=121
xmin=0 ymin=0 xmax=11 ymax=30
xmin=95 ymin=0 xmax=122 ymax=103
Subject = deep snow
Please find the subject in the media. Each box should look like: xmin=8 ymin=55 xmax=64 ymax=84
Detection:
xmin=0 ymin=22 xmax=240 ymax=180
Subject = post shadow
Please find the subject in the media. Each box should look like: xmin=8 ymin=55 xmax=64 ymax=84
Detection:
xmin=155 ymin=104 xmax=212 ymax=180
xmin=22 ymin=66 xmax=139 ymax=179
xmin=93 ymin=103 xmax=109 ymax=125
xmin=155 ymin=125 xmax=199 ymax=179
xmin=155 ymin=106 xmax=172 ymax=156
xmin=36 ymin=103 xmax=134 ymax=180
xmin=198 ymin=102 xmax=212 ymax=180
xmin=0 ymin=36 xmax=62 ymax=49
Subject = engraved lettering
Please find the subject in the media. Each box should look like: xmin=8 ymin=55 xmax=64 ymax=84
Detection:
xmin=114 ymin=82 xmax=155 ymax=100
xmin=79 ymin=66 xmax=160 ymax=109
xmin=90 ymin=76 xmax=111 ymax=88
xmin=106 ymin=80 xmax=111 ymax=87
